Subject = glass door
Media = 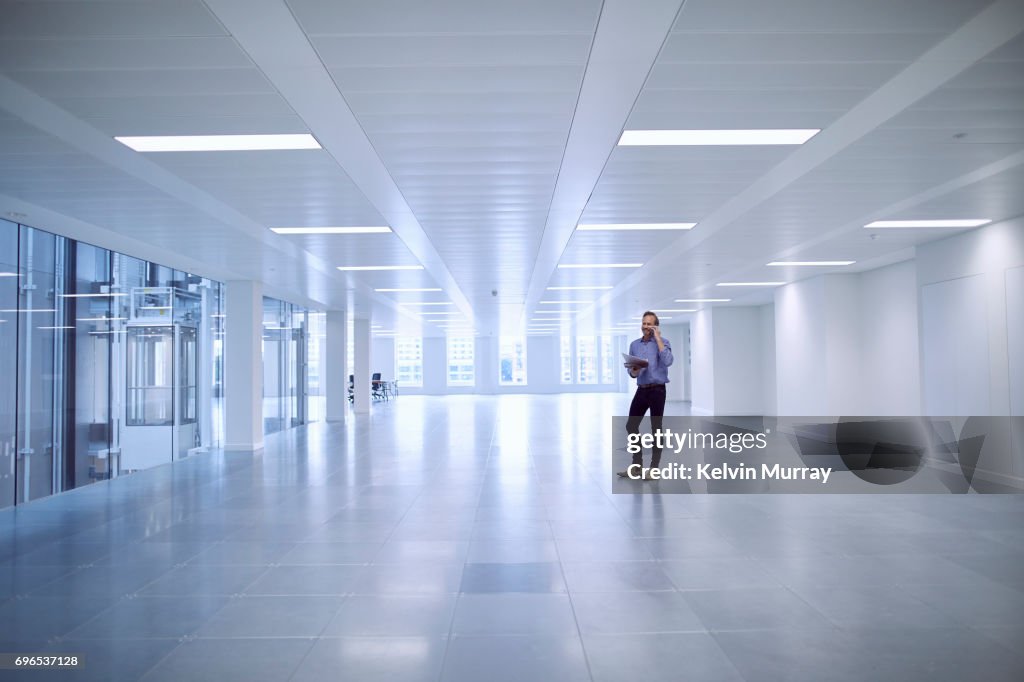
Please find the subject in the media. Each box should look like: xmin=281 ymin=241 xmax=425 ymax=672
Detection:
xmin=15 ymin=226 xmax=65 ymax=503
xmin=0 ymin=220 xmax=18 ymax=508
xmin=290 ymin=309 xmax=307 ymax=427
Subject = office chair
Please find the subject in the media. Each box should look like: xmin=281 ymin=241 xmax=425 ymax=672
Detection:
xmin=371 ymin=372 xmax=385 ymax=401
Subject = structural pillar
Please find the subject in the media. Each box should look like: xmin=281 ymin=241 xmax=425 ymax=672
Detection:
xmin=325 ymin=309 xmax=348 ymax=421
xmin=353 ymin=317 xmax=372 ymax=413
xmin=224 ymin=280 xmax=263 ymax=450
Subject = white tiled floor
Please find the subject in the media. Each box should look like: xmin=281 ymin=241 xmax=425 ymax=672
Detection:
xmin=1 ymin=394 xmax=1023 ymax=681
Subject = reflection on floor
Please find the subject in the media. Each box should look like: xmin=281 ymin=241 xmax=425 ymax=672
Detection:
xmin=1 ymin=394 xmax=1022 ymax=681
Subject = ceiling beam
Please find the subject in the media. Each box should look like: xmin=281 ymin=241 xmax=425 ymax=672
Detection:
xmin=203 ymin=0 xmax=475 ymax=323
xmin=521 ymin=0 xmax=687 ymax=328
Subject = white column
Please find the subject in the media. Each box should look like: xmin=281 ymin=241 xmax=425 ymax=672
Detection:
xmin=225 ymin=280 xmax=263 ymax=450
xmin=325 ymin=309 xmax=348 ymax=421
xmin=353 ymin=317 xmax=372 ymax=413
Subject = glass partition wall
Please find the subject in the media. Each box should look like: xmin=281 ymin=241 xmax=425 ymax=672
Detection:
xmin=262 ymin=296 xmax=321 ymax=435
xmin=0 ymin=218 xmax=224 ymax=507
xmin=1 ymin=220 xmax=20 ymax=509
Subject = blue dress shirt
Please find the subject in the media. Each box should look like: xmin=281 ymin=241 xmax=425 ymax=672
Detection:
xmin=628 ymin=335 xmax=673 ymax=385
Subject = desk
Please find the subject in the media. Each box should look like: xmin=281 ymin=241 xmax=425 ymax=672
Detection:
xmin=372 ymin=380 xmax=398 ymax=401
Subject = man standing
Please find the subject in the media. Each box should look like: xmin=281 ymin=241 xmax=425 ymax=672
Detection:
xmin=618 ymin=311 xmax=673 ymax=479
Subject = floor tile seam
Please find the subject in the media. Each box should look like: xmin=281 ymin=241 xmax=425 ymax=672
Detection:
xmin=433 ymin=413 xmax=512 ymax=682
xmin=905 ymin=602 xmax=1024 ymax=630
xmin=752 ymin=580 xmax=843 ymax=631
xmin=963 ymin=623 xmax=1024 ymax=660
xmin=136 ymin=635 xmax=319 ymax=682
xmin=135 ymin=637 xmax=191 ymax=682
xmin=550 ymin=526 xmax=599 ymax=682
xmin=282 ymin=585 xmax=352 ymax=682
xmin=39 ymin=634 xmax=220 ymax=641
xmin=703 ymin=628 xmax=779 ymax=682
xmin=2 ymin=564 xmax=81 ymax=598
xmin=183 ymin=561 xmax=278 ymax=597
xmin=579 ymin=627 xmax=713 ymax=636
xmin=45 ymin=593 xmax=135 ymax=643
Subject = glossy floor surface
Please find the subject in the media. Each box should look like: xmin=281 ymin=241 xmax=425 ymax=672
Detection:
xmin=1 ymin=395 xmax=1023 ymax=681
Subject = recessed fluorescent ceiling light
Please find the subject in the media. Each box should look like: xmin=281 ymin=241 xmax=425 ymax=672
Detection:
xmin=115 ymin=134 xmax=321 ymax=152
xmin=77 ymin=317 xmax=127 ymax=322
xmin=0 ymin=272 xmax=17 ymax=277
xmin=376 ymin=288 xmax=441 ymax=292
xmin=557 ymin=263 xmax=641 ymax=269
xmin=0 ymin=308 xmax=56 ymax=313
xmin=419 ymin=312 xmax=461 ymax=316
xmin=576 ymin=223 xmax=696 ymax=231
xmin=618 ymin=129 xmax=820 ymax=146
xmin=674 ymin=298 xmax=731 ymax=303
xmin=401 ymin=302 xmax=453 ymax=306
xmin=271 ymin=226 xmax=391 ymax=234
xmin=337 ymin=265 xmax=423 ymax=271
xmin=864 ymin=219 xmax=991 ymax=228
xmin=767 ymin=261 xmax=855 ymax=266
xmin=650 ymin=309 xmax=696 ymax=313
xmin=534 ymin=310 xmax=568 ymax=315
xmin=548 ymin=285 xmax=613 ymax=291
xmin=717 ymin=282 xmax=785 ymax=287
xmin=539 ymin=300 xmax=589 ymax=304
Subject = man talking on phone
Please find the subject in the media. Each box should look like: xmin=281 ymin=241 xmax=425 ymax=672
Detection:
xmin=618 ymin=311 xmax=674 ymax=479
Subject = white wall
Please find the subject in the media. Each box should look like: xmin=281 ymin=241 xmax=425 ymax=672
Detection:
xmin=775 ymin=275 xmax=866 ymax=416
xmin=690 ymin=309 xmax=715 ymax=415
xmin=711 ymin=307 xmax=765 ymax=415
xmin=917 ymin=216 xmax=1024 ymax=417
xmin=664 ymin=322 xmax=689 ymax=402
xmin=1008 ymin=265 xmax=1024 ymax=416
xmin=858 ymin=260 xmax=921 ymax=415
xmin=759 ymin=305 xmax=776 ymax=415
xmin=823 ymin=275 xmax=863 ymax=414
xmin=775 ymin=277 xmax=829 ymax=415
xmin=920 ymin=274 xmax=990 ymax=415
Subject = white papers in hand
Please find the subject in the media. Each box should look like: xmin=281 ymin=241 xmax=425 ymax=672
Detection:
xmin=621 ymin=352 xmax=648 ymax=368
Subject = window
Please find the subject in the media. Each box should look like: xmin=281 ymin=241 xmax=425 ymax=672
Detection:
xmin=395 ymin=337 xmax=423 ymax=387
xmin=307 ymin=311 xmax=325 ymax=421
xmin=560 ymin=335 xmax=619 ymax=384
xmin=346 ymin=317 xmax=354 ymax=381
xmin=447 ymin=336 xmax=475 ymax=386
xmin=576 ymin=336 xmax=597 ymax=384
xmin=498 ymin=336 xmax=527 ymax=385
xmin=560 ymin=336 xmax=573 ymax=384
xmin=600 ymin=336 xmax=615 ymax=384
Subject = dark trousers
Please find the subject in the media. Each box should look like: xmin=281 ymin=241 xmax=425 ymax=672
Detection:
xmin=626 ymin=385 xmax=667 ymax=467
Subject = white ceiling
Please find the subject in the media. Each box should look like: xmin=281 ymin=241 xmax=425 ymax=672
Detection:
xmin=0 ymin=0 xmax=1022 ymax=337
